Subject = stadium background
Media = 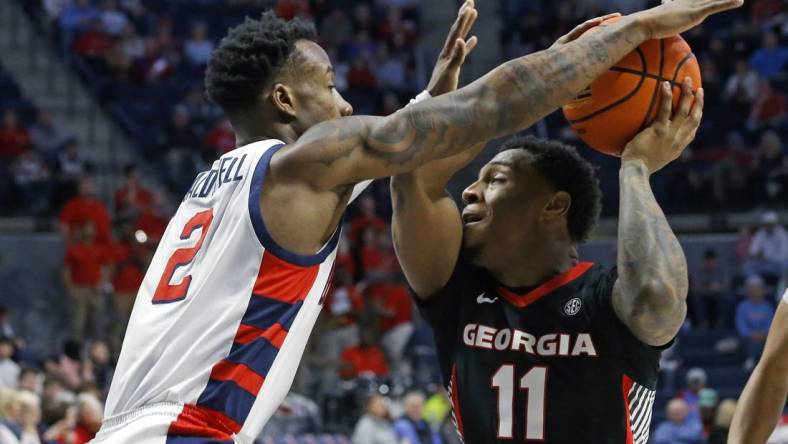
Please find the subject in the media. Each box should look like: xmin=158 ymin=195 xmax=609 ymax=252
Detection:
xmin=0 ymin=0 xmax=785 ymax=442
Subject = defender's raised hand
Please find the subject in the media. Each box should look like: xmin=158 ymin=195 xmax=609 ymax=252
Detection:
xmin=621 ymin=77 xmax=704 ymax=174
xmin=635 ymin=0 xmax=744 ymax=39
xmin=550 ymin=12 xmax=622 ymax=48
xmin=426 ymin=0 xmax=478 ymax=96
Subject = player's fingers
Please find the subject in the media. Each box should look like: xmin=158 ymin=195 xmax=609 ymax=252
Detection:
xmin=441 ymin=1 xmax=472 ymax=56
xmin=566 ymin=12 xmax=621 ymax=42
xmin=676 ymin=76 xmax=693 ymax=120
xmin=684 ymin=87 xmax=704 ymax=134
xmin=448 ymin=39 xmax=468 ymax=68
xmin=657 ymin=81 xmax=672 ymax=126
xmin=458 ymin=7 xmax=478 ymax=41
xmin=465 ymin=36 xmax=479 ymax=54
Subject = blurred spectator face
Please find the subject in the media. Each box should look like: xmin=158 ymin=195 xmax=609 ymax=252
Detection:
xmin=759 ymin=131 xmax=782 ymax=157
xmin=37 ymin=110 xmax=53 ymax=127
xmin=172 ymin=108 xmax=190 ymax=128
xmin=762 ymin=32 xmax=777 ymax=49
xmin=403 ymin=392 xmax=425 ymax=421
xmin=714 ymin=400 xmax=737 ymax=428
xmin=2 ymin=110 xmax=18 ymax=129
xmin=359 ymin=329 xmax=376 ymax=347
xmin=79 ymin=177 xmax=96 ymax=197
xmin=124 ymin=165 xmax=139 ymax=184
xmin=17 ymin=391 xmax=41 ymax=428
xmin=89 ymin=341 xmax=109 ymax=364
xmin=366 ymin=394 xmax=388 ymax=418
xmin=43 ymin=378 xmax=63 ymax=401
xmin=362 ymin=227 xmax=377 ymax=246
xmin=702 ymin=250 xmax=719 ymax=270
xmin=78 ymin=222 xmax=97 ymax=243
xmin=686 ymin=368 xmax=706 ymax=393
xmin=18 ymin=369 xmax=40 ymax=393
xmin=746 ymin=277 xmax=765 ymax=302
xmin=667 ymin=398 xmax=689 ymax=424
xmin=77 ymin=394 xmax=103 ymax=432
xmin=190 ymin=22 xmax=207 ymax=41
xmin=359 ymin=196 xmax=376 ymax=216
xmin=0 ymin=340 xmax=13 ymax=360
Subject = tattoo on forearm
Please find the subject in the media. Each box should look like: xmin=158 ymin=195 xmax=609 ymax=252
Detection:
xmin=303 ymin=18 xmax=645 ymax=179
xmin=617 ymin=163 xmax=688 ymax=342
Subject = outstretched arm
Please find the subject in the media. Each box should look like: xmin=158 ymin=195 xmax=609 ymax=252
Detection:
xmin=613 ymin=80 xmax=702 ymax=346
xmin=273 ymin=0 xmax=742 ymax=191
xmin=392 ymin=12 xmax=624 ymax=298
xmin=728 ymin=297 xmax=788 ymax=444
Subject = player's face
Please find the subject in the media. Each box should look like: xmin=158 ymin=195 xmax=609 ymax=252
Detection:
xmin=460 ymin=150 xmax=555 ymax=267
xmin=287 ymin=41 xmax=353 ymax=133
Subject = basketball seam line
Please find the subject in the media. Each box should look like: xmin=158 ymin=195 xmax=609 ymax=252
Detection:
xmin=608 ymin=67 xmax=680 ymax=85
xmin=566 ymin=47 xmax=648 ymax=125
xmin=637 ymin=39 xmax=666 ymax=134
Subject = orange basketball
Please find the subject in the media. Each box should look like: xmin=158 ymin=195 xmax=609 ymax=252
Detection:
xmin=562 ymin=17 xmax=701 ymax=155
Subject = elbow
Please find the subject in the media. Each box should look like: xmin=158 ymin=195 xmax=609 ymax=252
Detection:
xmin=627 ymin=280 xmax=688 ymax=347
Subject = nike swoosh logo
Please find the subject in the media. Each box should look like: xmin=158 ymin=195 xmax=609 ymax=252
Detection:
xmin=477 ymin=293 xmax=498 ymax=304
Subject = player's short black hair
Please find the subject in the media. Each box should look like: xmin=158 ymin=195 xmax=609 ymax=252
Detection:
xmin=205 ymin=11 xmax=317 ymax=114
xmin=499 ymin=136 xmax=601 ymax=243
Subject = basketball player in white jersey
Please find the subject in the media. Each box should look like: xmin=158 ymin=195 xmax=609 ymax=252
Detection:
xmin=94 ymin=0 xmax=742 ymax=442
xmin=729 ymin=287 xmax=788 ymax=444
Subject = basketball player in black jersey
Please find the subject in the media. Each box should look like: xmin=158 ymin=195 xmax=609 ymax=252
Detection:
xmin=390 ymin=56 xmax=705 ymax=444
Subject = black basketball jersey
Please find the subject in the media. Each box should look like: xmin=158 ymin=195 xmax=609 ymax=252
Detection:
xmin=418 ymin=260 xmax=665 ymax=444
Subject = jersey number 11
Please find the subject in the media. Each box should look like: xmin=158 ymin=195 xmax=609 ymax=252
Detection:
xmin=491 ymin=365 xmax=548 ymax=440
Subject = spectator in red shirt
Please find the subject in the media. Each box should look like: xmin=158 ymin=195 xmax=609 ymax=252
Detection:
xmin=748 ymin=80 xmax=787 ymax=130
xmin=45 ymin=393 xmax=103 ymax=444
xmin=72 ymin=18 xmax=114 ymax=58
xmin=368 ymin=282 xmax=414 ymax=374
xmin=339 ymin=329 xmax=388 ymax=379
xmin=60 ymin=177 xmax=112 ymax=245
xmin=347 ymin=56 xmax=377 ymax=90
xmin=0 ymin=110 xmax=31 ymax=161
xmin=114 ymin=164 xmax=152 ymax=223
xmin=133 ymin=189 xmax=170 ymax=245
xmin=276 ymin=0 xmax=311 ymax=20
xmin=109 ymin=225 xmax=150 ymax=353
xmin=62 ymin=223 xmax=110 ymax=341
xmin=349 ymin=195 xmax=386 ymax=242
xmin=319 ymin=267 xmax=364 ymax=363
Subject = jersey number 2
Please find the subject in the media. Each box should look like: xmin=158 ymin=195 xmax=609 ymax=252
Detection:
xmin=152 ymin=209 xmax=214 ymax=304
xmin=491 ymin=365 xmax=548 ymax=440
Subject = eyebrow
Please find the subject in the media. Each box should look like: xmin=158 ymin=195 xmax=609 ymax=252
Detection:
xmin=326 ymin=66 xmax=334 ymax=74
xmin=488 ymin=160 xmax=513 ymax=168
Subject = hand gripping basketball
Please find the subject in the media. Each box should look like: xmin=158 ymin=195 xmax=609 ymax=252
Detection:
xmin=620 ymin=77 xmax=704 ymax=174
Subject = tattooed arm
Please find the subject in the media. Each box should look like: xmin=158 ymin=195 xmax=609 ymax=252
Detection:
xmin=273 ymin=0 xmax=741 ymax=191
xmin=612 ymin=80 xmax=703 ymax=346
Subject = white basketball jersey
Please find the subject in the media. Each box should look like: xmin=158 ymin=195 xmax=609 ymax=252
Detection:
xmin=102 ymin=139 xmax=369 ymax=443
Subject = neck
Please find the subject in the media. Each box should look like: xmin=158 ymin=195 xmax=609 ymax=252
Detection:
xmin=490 ymin=235 xmax=577 ymax=288
xmin=232 ymin=107 xmax=299 ymax=147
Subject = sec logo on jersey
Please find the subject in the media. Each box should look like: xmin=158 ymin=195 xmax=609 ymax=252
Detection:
xmin=564 ymin=298 xmax=582 ymax=316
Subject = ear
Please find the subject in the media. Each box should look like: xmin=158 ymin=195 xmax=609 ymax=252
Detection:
xmin=543 ymin=191 xmax=571 ymax=220
xmin=270 ymin=83 xmax=296 ymax=119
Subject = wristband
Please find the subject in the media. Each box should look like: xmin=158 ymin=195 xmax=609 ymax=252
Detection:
xmin=407 ymin=90 xmax=432 ymax=107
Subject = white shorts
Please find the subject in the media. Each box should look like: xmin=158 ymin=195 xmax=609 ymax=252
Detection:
xmin=91 ymin=403 xmax=241 ymax=444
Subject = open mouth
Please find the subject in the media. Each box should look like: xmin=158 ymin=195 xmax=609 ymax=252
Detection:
xmin=462 ymin=213 xmax=485 ymax=225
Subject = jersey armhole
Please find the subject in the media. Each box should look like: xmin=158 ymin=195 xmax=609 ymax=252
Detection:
xmin=247 ymin=143 xmax=343 ymax=267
